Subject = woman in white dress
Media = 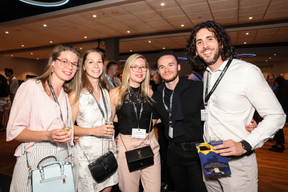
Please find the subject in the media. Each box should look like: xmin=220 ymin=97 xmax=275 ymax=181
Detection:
xmin=68 ymin=48 xmax=118 ymax=192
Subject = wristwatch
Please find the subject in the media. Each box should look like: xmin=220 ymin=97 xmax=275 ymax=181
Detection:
xmin=240 ymin=140 xmax=252 ymax=154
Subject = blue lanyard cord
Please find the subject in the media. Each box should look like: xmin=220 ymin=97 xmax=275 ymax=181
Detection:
xmin=89 ymin=83 xmax=109 ymax=121
xmin=128 ymin=88 xmax=143 ymax=129
xmin=204 ymin=59 xmax=232 ymax=105
xmin=162 ymin=87 xmax=174 ymax=126
xmin=47 ymin=80 xmax=69 ymax=127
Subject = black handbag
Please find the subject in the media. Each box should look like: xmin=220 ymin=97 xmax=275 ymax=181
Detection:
xmin=125 ymin=145 xmax=154 ymax=172
xmin=120 ymin=112 xmax=154 ymax=172
xmin=88 ymin=151 xmax=118 ymax=183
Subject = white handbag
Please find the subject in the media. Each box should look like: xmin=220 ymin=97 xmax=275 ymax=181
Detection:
xmin=32 ymin=155 xmax=74 ymax=192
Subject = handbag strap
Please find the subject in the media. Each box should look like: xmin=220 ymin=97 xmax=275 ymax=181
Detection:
xmin=120 ymin=112 xmax=153 ymax=151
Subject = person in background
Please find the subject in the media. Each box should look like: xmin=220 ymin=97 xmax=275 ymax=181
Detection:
xmin=4 ymin=68 xmax=19 ymax=103
xmin=109 ymin=54 xmax=161 ymax=192
xmin=105 ymin=61 xmax=121 ymax=91
xmin=150 ymin=64 xmax=162 ymax=92
xmin=266 ymin=73 xmax=276 ymax=91
xmin=0 ymin=74 xmax=11 ymax=132
xmin=186 ymin=20 xmax=285 ymax=192
xmin=269 ymin=76 xmax=288 ymax=152
xmin=6 ymin=44 xmax=80 ymax=191
xmin=68 ymin=48 xmax=118 ymax=192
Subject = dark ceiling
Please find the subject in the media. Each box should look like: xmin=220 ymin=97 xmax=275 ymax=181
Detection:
xmin=0 ymin=0 xmax=101 ymax=23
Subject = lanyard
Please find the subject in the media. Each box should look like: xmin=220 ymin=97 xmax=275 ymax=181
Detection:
xmin=204 ymin=59 xmax=232 ymax=105
xmin=89 ymin=83 xmax=109 ymax=122
xmin=47 ymin=80 xmax=69 ymax=127
xmin=162 ymin=87 xmax=174 ymax=127
xmin=128 ymin=88 xmax=143 ymax=128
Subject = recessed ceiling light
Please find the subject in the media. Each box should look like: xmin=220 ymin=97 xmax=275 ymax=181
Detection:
xmin=246 ymin=32 xmax=249 ymax=35
xmin=11 ymin=55 xmax=13 ymax=57
xmin=163 ymin=47 xmax=166 ymax=50
xmin=274 ymin=53 xmax=277 ymax=56
xmin=265 ymin=60 xmax=268 ymax=62
xmin=269 ymin=57 xmax=272 ymax=59
xmin=148 ymin=40 xmax=151 ymax=43
xmin=130 ymin=50 xmax=133 ymax=52
xmin=244 ymin=42 xmax=247 ymax=44
xmin=37 ymin=58 xmax=39 ymax=60
xmin=93 ymin=14 xmax=97 ymax=18
xmin=49 ymin=41 xmax=53 ymax=43
xmin=43 ymin=24 xmax=47 ymax=27
xmin=127 ymin=30 xmax=131 ymax=33
xmin=21 ymin=45 xmax=24 ymax=47
xmin=249 ymin=17 xmax=253 ymax=20
xmin=30 ymin=53 xmax=33 ymax=55
xmin=5 ymin=31 xmax=9 ymax=34
xmin=84 ymin=36 xmax=87 ymax=39
xmin=161 ymin=2 xmax=165 ymax=6
xmin=80 ymin=47 xmax=82 ymax=50
xmin=181 ymin=24 xmax=184 ymax=27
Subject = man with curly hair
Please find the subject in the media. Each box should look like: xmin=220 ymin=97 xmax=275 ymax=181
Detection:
xmin=186 ymin=21 xmax=286 ymax=192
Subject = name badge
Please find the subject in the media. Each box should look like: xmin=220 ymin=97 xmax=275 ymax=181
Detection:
xmin=168 ymin=126 xmax=173 ymax=138
xmin=201 ymin=109 xmax=208 ymax=121
xmin=132 ymin=128 xmax=146 ymax=139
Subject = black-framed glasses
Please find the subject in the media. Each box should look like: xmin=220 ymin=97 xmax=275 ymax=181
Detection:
xmin=56 ymin=58 xmax=79 ymax=69
xmin=130 ymin=66 xmax=147 ymax=72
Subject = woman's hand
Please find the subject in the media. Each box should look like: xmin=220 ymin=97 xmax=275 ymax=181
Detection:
xmin=245 ymin=119 xmax=258 ymax=133
xmin=48 ymin=129 xmax=71 ymax=143
xmin=92 ymin=124 xmax=115 ymax=138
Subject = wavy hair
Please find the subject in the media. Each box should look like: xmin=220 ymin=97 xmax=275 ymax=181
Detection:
xmin=36 ymin=44 xmax=80 ymax=93
xmin=186 ymin=21 xmax=236 ymax=70
xmin=117 ymin=54 xmax=151 ymax=108
xmin=67 ymin=48 xmax=107 ymax=104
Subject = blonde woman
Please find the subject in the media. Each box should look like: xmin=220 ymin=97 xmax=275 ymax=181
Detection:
xmin=109 ymin=54 xmax=161 ymax=192
xmin=68 ymin=48 xmax=118 ymax=192
xmin=6 ymin=45 xmax=80 ymax=192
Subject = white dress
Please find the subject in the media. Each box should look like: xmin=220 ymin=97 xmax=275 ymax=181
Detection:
xmin=73 ymin=89 xmax=118 ymax=192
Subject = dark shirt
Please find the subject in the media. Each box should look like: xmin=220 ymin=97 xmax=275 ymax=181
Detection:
xmin=116 ymin=87 xmax=153 ymax=135
xmin=152 ymin=76 xmax=204 ymax=143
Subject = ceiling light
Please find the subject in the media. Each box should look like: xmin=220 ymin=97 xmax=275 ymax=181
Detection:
xmin=127 ymin=30 xmax=131 ymax=33
xmin=274 ymin=54 xmax=277 ymax=56
xmin=161 ymin=2 xmax=165 ymax=6
xmin=11 ymin=55 xmax=13 ymax=57
xmin=181 ymin=24 xmax=184 ymax=27
xmin=163 ymin=47 xmax=165 ymax=50
xmin=269 ymin=57 xmax=271 ymax=59
xmin=21 ymin=45 xmax=24 ymax=47
xmin=49 ymin=41 xmax=53 ymax=43
xmin=84 ymin=36 xmax=87 ymax=39
xmin=5 ymin=31 xmax=9 ymax=34
xmin=249 ymin=17 xmax=253 ymax=20
xmin=265 ymin=60 xmax=268 ymax=62
xmin=19 ymin=0 xmax=69 ymax=7
xmin=93 ymin=15 xmax=97 ymax=18
xmin=244 ymin=42 xmax=247 ymax=44
xmin=37 ymin=58 xmax=39 ymax=60
xmin=130 ymin=50 xmax=133 ymax=52
xmin=148 ymin=40 xmax=151 ymax=43
xmin=245 ymin=32 xmax=249 ymax=35
xmin=80 ymin=47 xmax=82 ymax=50
xmin=30 ymin=53 xmax=33 ymax=55
xmin=43 ymin=24 xmax=47 ymax=27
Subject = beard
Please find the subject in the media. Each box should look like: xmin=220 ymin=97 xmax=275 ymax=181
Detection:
xmin=199 ymin=47 xmax=221 ymax=66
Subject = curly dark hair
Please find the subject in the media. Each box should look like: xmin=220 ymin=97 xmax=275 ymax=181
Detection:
xmin=186 ymin=21 xmax=236 ymax=70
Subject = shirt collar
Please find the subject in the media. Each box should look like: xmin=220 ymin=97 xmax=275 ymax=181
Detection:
xmin=206 ymin=59 xmax=229 ymax=73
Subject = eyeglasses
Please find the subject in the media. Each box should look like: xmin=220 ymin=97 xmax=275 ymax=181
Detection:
xmin=56 ymin=58 xmax=79 ymax=69
xmin=130 ymin=66 xmax=147 ymax=72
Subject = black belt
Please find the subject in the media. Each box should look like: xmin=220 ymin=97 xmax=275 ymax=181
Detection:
xmin=168 ymin=140 xmax=198 ymax=152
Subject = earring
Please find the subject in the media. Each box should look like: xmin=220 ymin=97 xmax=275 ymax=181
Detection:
xmin=51 ymin=66 xmax=55 ymax=73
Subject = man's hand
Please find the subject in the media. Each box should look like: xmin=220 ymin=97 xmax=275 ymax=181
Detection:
xmin=214 ymin=139 xmax=246 ymax=156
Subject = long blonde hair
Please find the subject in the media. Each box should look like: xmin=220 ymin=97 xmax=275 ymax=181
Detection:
xmin=67 ymin=48 xmax=107 ymax=104
xmin=117 ymin=54 xmax=151 ymax=108
xmin=36 ymin=44 xmax=80 ymax=93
